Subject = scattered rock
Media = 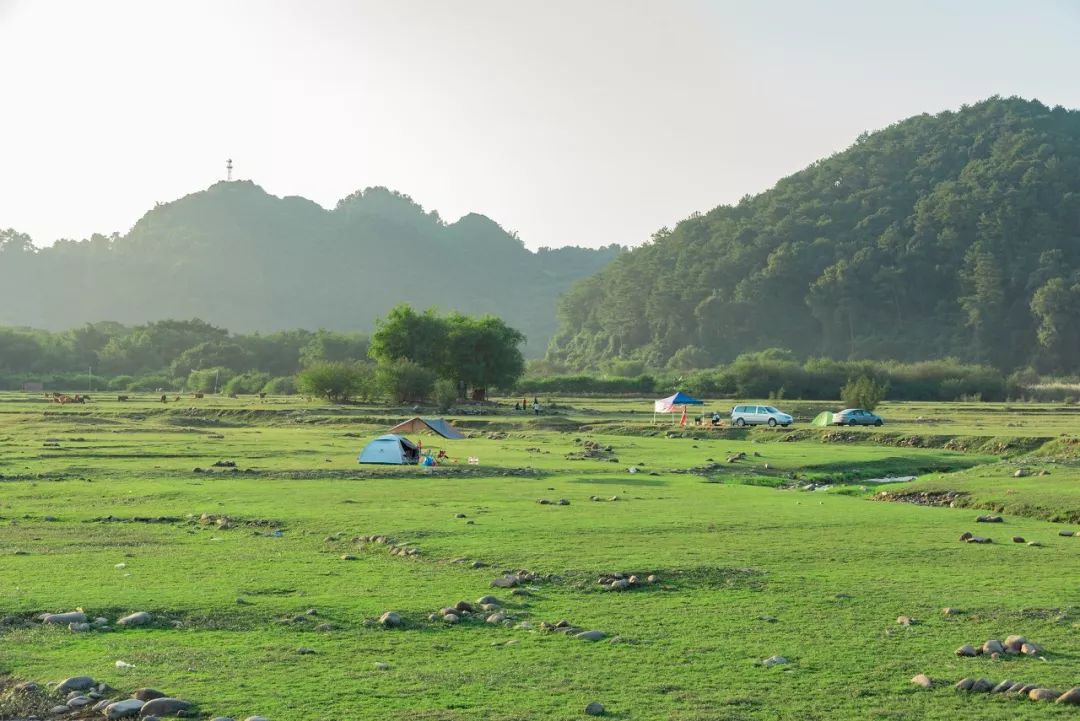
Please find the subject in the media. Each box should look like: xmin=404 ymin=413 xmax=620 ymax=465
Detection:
xmin=378 ymin=611 xmax=402 ymax=628
xmin=955 ymin=645 xmax=978 ymax=657
xmin=104 ymin=699 xmax=144 ymax=719
xmin=1027 ymin=541 xmax=1043 ymax=547
xmin=139 ymin=697 xmax=193 ymax=716
xmin=896 ymin=615 xmax=914 ymax=626
xmin=43 ymin=611 xmax=88 ymax=625
xmin=297 ymin=647 xmax=315 ymax=655
xmin=966 ymin=536 xmax=992 ymax=544
xmin=374 ymin=662 xmax=390 ymax=671
xmin=982 ymin=639 xmax=1004 ymax=655
xmin=993 ymin=679 xmax=1018 ymax=693
xmin=976 ymin=514 xmax=1003 ymax=523
xmin=970 ymin=678 xmax=994 ymax=693
xmin=1014 ymin=468 xmax=1029 ymax=478
xmin=1021 ymin=642 xmax=1042 ymax=655
xmin=576 ymin=630 xmax=605 ymax=641
xmin=57 ymin=676 xmax=96 ymax=692
xmin=1058 ymin=530 xmax=1074 ymax=537
xmin=491 ymin=575 xmax=518 ymax=588
xmin=132 ymin=689 xmax=166 ymax=701
xmin=1057 ymin=687 xmax=1080 ymax=705
xmin=117 ymin=611 xmax=152 ymax=627
xmin=1012 ymin=536 xmax=1026 ymax=543
xmin=959 ymin=531 xmax=973 ymax=541
xmin=585 ymin=701 xmax=605 ymax=716
xmin=911 ymin=674 xmax=932 ymax=688
xmin=943 ymin=607 xmax=961 ymax=616
xmin=340 ymin=554 xmax=357 ymax=561
xmin=761 ymin=655 xmax=787 ymax=667
xmin=1029 ymin=688 xmax=1061 ymax=701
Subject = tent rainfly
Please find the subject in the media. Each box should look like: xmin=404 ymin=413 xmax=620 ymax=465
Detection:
xmin=387 ymin=417 xmax=465 ymax=440
xmin=653 ymin=391 xmax=704 ymax=423
xmin=358 ymin=434 xmax=420 ymax=465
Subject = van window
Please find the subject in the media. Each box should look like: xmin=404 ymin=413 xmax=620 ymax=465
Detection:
xmin=733 ymin=405 xmax=745 ymax=413
xmin=756 ymin=406 xmax=767 ymax=413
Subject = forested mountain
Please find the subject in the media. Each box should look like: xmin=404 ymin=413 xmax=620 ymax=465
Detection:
xmin=549 ymin=97 xmax=1080 ymax=373
xmin=0 ymin=184 xmax=620 ymax=356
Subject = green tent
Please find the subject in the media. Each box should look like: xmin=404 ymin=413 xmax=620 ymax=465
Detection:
xmin=811 ymin=411 xmax=834 ymax=427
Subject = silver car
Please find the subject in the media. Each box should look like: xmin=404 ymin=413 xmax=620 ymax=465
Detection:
xmin=833 ymin=408 xmax=883 ymax=426
xmin=731 ymin=404 xmax=793 ymax=427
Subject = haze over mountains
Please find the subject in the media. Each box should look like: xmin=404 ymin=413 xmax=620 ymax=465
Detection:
xmin=550 ymin=97 xmax=1080 ymax=373
xmin=0 ymin=183 xmax=620 ymax=356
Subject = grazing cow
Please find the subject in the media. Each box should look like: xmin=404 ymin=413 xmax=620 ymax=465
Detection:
xmin=160 ymin=394 xmax=167 ymax=403
xmin=117 ymin=395 xmax=129 ymax=402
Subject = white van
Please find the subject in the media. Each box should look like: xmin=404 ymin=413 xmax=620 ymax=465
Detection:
xmin=730 ymin=404 xmax=793 ymax=427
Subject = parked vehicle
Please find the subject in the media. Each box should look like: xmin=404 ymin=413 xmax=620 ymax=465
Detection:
xmin=833 ymin=408 xmax=883 ymax=426
xmin=730 ymin=404 xmax=793 ymax=427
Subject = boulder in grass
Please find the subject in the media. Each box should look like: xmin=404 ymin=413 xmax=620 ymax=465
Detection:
xmin=576 ymin=630 xmax=606 ymax=641
xmin=1020 ymin=642 xmax=1042 ymax=655
xmin=57 ymin=676 xmax=95 ymax=692
xmin=982 ymin=639 xmax=1004 ymax=655
xmin=991 ymin=679 xmax=1015 ymax=693
xmin=1012 ymin=536 xmax=1026 ymax=543
xmin=585 ymin=701 xmax=605 ymax=716
xmin=955 ymin=645 xmax=978 ymax=657
xmin=378 ymin=611 xmax=402 ymax=628
xmin=132 ymin=689 xmax=166 ymax=701
xmin=976 ymin=515 xmax=1003 ymax=523
xmin=105 ymin=699 xmax=144 ymax=719
xmin=1059 ymin=530 xmax=1074 ymax=537
xmin=955 ymin=678 xmax=975 ymax=691
xmin=959 ymin=531 xmax=973 ymax=541
xmin=1030 ymin=688 xmax=1061 ymax=702
xmin=761 ymin=655 xmax=787 ymax=667
xmin=139 ymin=697 xmax=193 ymax=715
xmin=896 ymin=615 xmax=914 ymax=626
xmin=117 ymin=611 xmax=152 ymax=627
xmin=970 ymin=678 xmax=994 ymax=693
xmin=1057 ymin=687 xmax=1080 ymax=705
xmin=43 ymin=611 xmax=87 ymax=625
xmin=1004 ymin=635 xmax=1026 ymax=652
xmin=911 ymin=674 xmax=932 ymax=688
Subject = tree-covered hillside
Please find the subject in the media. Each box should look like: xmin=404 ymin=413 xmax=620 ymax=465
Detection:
xmin=0 ymin=184 xmax=620 ymax=356
xmin=549 ymin=97 xmax=1080 ymax=372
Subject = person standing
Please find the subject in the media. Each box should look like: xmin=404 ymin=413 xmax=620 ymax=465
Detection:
xmin=532 ymin=400 xmax=541 ymax=416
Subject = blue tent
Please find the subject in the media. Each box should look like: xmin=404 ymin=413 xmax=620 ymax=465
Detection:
xmin=654 ymin=391 xmax=705 ymax=423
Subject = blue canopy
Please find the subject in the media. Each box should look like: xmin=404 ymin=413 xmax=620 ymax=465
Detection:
xmin=654 ymin=391 xmax=704 ymax=412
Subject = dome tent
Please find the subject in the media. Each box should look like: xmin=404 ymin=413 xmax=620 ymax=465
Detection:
xmin=358 ymin=434 xmax=420 ymax=465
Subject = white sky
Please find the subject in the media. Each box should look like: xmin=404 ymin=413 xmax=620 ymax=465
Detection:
xmin=1 ymin=0 xmax=1078 ymax=249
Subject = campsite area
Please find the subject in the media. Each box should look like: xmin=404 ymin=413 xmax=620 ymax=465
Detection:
xmin=2 ymin=392 xmax=1080 ymax=720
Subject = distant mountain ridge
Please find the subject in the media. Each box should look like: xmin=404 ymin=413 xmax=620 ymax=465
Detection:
xmin=0 ymin=182 xmax=621 ymax=355
xmin=548 ymin=96 xmax=1080 ymax=372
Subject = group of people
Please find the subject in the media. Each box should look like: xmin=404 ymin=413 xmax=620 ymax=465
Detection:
xmin=513 ymin=396 xmax=542 ymax=415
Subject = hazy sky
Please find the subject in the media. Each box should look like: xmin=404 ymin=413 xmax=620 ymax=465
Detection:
xmin=2 ymin=1 xmax=1078 ymax=250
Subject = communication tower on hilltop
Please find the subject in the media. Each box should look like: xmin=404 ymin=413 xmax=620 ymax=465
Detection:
xmin=226 ymin=158 xmax=234 ymax=181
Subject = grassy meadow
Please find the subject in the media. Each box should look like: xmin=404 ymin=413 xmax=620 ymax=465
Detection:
xmin=2 ymin=392 xmax=1080 ymax=720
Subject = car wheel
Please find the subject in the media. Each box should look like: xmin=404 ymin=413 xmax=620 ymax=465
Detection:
xmin=874 ymin=419 xmax=883 ymax=427
xmin=735 ymin=418 xmax=745 ymax=427
xmin=768 ymin=418 xmax=777 ymax=427
xmin=848 ymin=420 xmax=858 ymax=426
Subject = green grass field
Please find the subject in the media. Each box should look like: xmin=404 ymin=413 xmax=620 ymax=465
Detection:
xmin=2 ymin=393 xmax=1079 ymax=720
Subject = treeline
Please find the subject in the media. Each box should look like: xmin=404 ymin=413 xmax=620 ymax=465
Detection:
xmin=549 ymin=97 xmax=1080 ymax=373
xmin=0 ymin=319 xmax=369 ymax=394
xmin=526 ymin=350 xmax=1027 ymax=402
xmin=0 ymin=305 xmax=528 ymax=402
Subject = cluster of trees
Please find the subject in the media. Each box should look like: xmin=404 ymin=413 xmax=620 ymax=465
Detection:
xmin=297 ymin=305 xmax=526 ymax=406
xmin=525 ymin=350 xmax=1018 ymax=402
xmin=1 ymin=304 xmax=528 ymax=405
xmin=0 ymin=185 xmax=620 ymax=357
xmin=0 ymin=319 xmax=369 ymax=394
xmin=549 ymin=97 xmax=1080 ymax=374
